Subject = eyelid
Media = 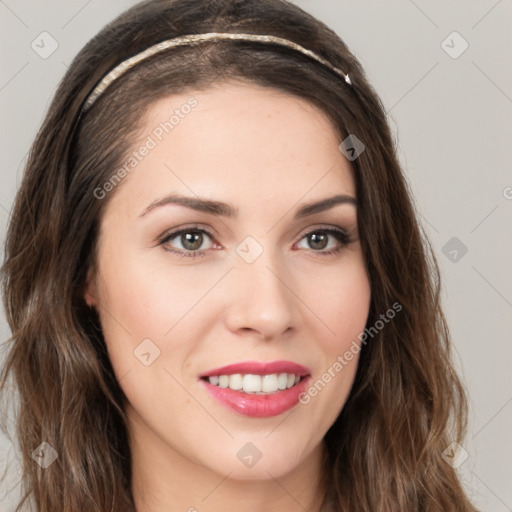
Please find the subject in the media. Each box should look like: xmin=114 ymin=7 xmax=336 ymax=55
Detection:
xmin=294 ymin=223 xmax=350 ymax=241
xmin=158 ymin=224 xmax=216 ymax=243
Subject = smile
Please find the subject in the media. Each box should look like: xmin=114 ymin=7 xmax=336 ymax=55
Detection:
xmin=198 ymin=360 xmax=312 ymax=418
xmin=202 ymin=373 xmax=303 ymax=394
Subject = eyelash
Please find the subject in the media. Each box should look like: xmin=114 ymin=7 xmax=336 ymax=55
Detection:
xmin=158 ymin=224 xmax=353 ymax=259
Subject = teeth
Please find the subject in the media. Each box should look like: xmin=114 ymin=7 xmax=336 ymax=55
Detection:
xmin=207 ymin=373 xmax=302 ymax=394
xmin=242 ymin=374 xmax=261 ymax=393
xmin=218 ymin=375 xmax=229 ymax=388
xmin=261 ymin=374 xmax=278 ymax=392
xmin=229 ymin=374 xmax=243 ymax=390
xmin=277 ymin=373 xmax=288 ymax=390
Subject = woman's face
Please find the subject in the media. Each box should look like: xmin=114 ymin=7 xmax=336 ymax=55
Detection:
xmin=86 ymin=81 xmax=371 ymax=486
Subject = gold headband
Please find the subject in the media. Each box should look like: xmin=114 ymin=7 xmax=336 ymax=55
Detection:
xmin=82 ymin=32 xmax=352 ymax=111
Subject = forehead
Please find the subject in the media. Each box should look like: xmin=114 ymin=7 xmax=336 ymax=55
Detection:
xmin=106 ymin=81 xmax=355 ymax=217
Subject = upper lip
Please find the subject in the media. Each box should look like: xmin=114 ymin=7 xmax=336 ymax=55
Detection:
xmin=199 ymin=360 xmax=311 ymax=378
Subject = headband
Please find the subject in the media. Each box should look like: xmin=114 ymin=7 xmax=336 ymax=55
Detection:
xmin=82 ymin=32 xmax=352 ymax=112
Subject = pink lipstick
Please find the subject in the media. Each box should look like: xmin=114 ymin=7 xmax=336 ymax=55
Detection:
xmin=199 ymin=360 xmax=310 ymax=378
xmin=199 ymin=360 xmax=311 ymax=418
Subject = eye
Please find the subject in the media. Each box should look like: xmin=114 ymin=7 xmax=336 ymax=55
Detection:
xmin=295 ymin=227 xmax=351 ymax=255
xmin=158 ymin=225 xmax=353 ymax=259
xmin=159 ymin=226 xmax=217 ymax=258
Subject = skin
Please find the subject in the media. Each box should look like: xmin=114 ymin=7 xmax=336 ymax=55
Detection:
xmin=85 ymin=81 xmax=371 ymax=512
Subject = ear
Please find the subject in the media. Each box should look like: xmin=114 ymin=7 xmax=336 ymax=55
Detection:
xmin=83 ymin=269 xmax=98 ymax=308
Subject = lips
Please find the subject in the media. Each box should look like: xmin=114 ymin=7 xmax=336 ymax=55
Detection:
xmin=198 ymin=360 xmax=312 ymax=418
xmin=198 ymin=360 xmax=311 ymax=378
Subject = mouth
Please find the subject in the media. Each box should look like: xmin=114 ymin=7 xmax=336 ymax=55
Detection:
xmin=200 ymin=373 xmax=307 ymax=394
xmin=198 ymin=360 xmax=312 ymax=418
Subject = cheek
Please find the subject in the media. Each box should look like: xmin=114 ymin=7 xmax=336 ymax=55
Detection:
xmin=93 ymin=255 xmax=209 ymax=423
xmin=94 ymin=248 xmax=231 ymax=381
xmin=97 ymin=250 xmax=222 ymax=333
xmin=302 ymin=257 xmax=371 ymax=349
xmin=295 ymin=259 xmax=370 ymax=414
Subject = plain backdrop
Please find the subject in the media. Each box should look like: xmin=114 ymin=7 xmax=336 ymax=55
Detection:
xmin=1 ymin=1 xmax=511 ymax=511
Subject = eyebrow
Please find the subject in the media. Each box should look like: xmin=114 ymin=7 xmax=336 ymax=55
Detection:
xmin=139 ymin=193 xmax=356 ymax=218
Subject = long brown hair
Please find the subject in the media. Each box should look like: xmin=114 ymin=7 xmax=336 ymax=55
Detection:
xmin=1 ymin=0 xmax=477 ymax=510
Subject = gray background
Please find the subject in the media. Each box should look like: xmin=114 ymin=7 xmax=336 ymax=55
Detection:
xmin=1 ymin=1 xmax=511 ymax=510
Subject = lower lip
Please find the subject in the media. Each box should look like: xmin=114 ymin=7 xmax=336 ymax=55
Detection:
xmin=199 ymin=376 xmax=311 ymax=418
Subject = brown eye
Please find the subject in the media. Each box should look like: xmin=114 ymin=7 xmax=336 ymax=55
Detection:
xmin=160 ymin=228 xmax=215 ymax=256
xmin=180 ymin=231 xmax=204 ymax=250
xmin=307 ymin=232 xmax=329 ymax=250
xmin=296 ymin=228 xmax=351 ymax=255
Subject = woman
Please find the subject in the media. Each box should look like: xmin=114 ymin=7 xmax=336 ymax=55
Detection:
xmin=0 ymin=0 xmax=478 ymax=510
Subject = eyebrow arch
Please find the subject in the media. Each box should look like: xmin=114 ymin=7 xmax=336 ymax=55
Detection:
xmin=139 ymin=194 xmax=238 ymax=218
xmin=139 ymin=193 xmax=356 ymax=218
xmin=294 ymin=194 xmax=357 ymax=218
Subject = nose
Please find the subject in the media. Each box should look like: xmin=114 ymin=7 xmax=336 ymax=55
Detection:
xmin=223 ymin=251 xmax=297 ymax=340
